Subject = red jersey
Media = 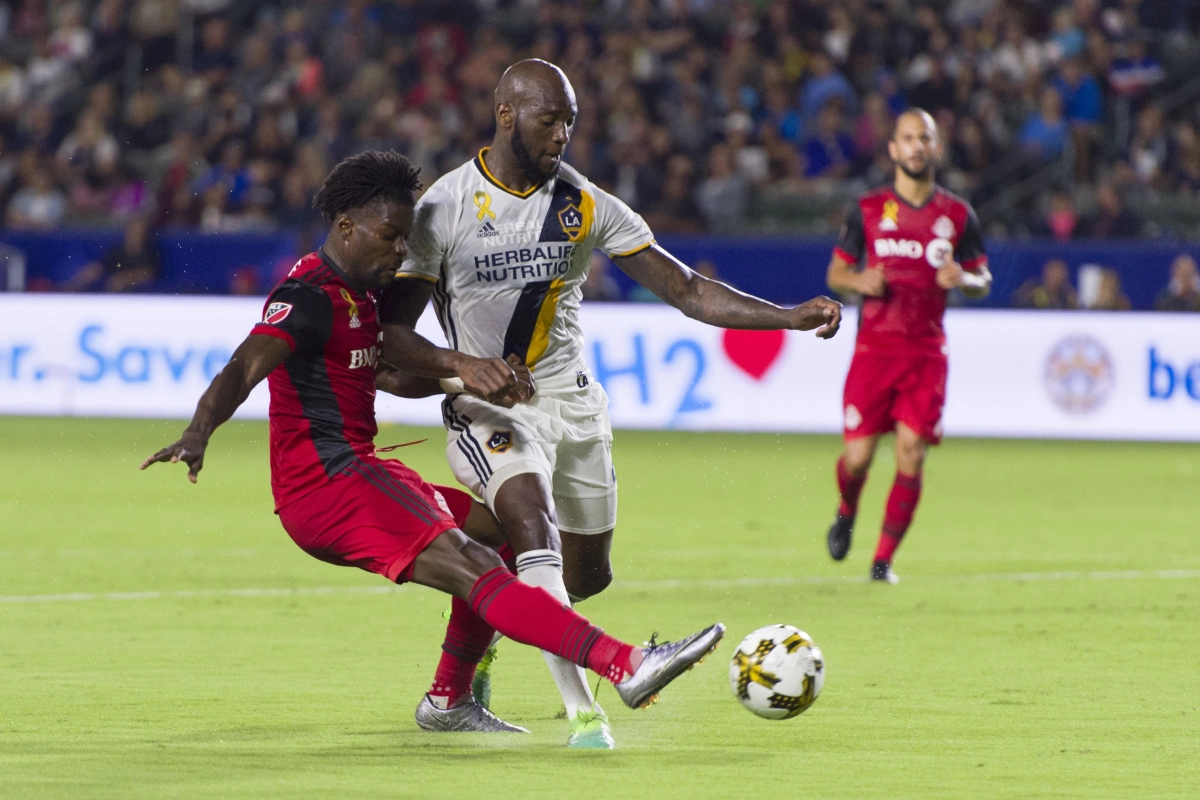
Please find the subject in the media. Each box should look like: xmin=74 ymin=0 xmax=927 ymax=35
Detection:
xmin=250 ymin=251 xmax=383 ymax=510
xmin=833 ymin=185 xmax=987 ymax=352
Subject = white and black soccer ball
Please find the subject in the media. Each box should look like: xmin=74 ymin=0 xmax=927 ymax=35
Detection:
xmin=729 ymin=624 xmax=824 ymax=720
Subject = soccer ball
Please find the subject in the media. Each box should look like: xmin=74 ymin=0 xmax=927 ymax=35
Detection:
xmin=729 ymin=624 xmax=824 ymax=720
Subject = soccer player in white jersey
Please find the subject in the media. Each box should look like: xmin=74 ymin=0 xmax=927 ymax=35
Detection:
xmin=378 ymin=59 xmax=843 ymax=748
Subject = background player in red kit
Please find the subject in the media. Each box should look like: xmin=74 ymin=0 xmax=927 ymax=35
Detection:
xmin=824 ymin=110 xmax=992 ymax=583
xmin=141 ymin=150 xmax=724 ymax=733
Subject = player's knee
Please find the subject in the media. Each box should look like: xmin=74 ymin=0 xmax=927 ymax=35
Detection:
xmin=495 ymin=488 xmax=560 ymax=550
xmin=564 ymin=561 xmax=612 ymax=601
xmin=843 ymin=451 xmax=873 ymax=475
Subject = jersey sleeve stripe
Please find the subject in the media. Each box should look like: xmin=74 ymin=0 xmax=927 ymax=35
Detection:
xmin=394 ymin=271 xmax=439 ymax=283
xmin=960 ymin=255 xmax=988 ymax=271
xmin=611 ymin=240 xmax=655 ymax=257
xmin=832 ymin=246 xmax=859 ymax=264
xmin=250 ymin=324 xmax=296 ymax=351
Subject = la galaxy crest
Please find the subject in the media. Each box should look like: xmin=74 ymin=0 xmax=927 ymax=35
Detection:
xmin=486 ymin=430 xmax=513 ymax=454
xmin=558 ymin=202 xmax=584 ymax=238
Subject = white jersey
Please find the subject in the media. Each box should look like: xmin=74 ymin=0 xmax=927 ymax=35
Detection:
xmin=398 ymin=149 xmax=655 ymax=380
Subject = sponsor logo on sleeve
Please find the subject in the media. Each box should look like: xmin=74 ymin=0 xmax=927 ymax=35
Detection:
xmin=264 ymin=302 xmax=293 ymax=324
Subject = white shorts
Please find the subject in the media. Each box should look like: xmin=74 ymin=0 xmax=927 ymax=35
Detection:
xmin=440 ymin=366 xmax=616 ymax=535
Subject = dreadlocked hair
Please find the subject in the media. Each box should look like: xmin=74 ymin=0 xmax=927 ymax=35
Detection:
xmin=312 ymin=150 xmax=422 ymax=223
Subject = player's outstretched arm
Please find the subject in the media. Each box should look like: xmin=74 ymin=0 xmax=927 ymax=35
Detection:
xmin=140 ymin=334 xmax=291 ymax=482
xmin=614 ymin=245 xmax=842 ymax=338
xmin=377 ymin=277 xmax=524 ymax=403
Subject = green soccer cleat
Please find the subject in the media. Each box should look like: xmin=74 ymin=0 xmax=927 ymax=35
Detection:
xmin=566 ymin=704 xmax=615 ymax=749
xmin=472 ymin=644 xmax=499 ymax=710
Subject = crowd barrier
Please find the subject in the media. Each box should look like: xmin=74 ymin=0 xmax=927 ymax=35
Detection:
xmin=1 ymin=296 xmax=1197 ymax=441
xmin=3 ymin=229 xmax=1198 ymax=309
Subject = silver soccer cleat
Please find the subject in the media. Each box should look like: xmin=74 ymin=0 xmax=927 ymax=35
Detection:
xmin=615 ymin=623 xmax=726 ymax=709
xmin=414 ymin=694 xmax=529 ymax=733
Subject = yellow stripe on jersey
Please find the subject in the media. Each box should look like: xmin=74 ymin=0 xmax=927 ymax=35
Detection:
xmin=394 ymin=272 xmax=439 ymax=283
xmin=611 ymin=240 xmax=656 ymax=257
xmin=525 ymin=277 xmax=565 ymax=368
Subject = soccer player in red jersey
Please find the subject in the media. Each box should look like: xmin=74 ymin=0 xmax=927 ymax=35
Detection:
xmin=141 ymin=150 xmax=725 ymax=732
xmin=824 ymin=110 xmax=992 ymax=583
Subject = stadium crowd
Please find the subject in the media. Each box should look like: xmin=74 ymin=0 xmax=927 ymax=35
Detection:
xmin=0 ymin=0 xmax=1198 ymax=303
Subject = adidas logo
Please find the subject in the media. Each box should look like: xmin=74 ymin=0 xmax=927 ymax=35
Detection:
xmin=476 ymin=220 xmax=500 ymax=238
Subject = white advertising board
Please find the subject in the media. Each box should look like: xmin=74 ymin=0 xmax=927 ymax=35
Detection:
xmin=1 ymin=296 xmax=1198 ymax=441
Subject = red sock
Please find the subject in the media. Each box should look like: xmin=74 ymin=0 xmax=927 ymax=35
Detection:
xmin=874 ymin=472 xmax=922 ymax=563
xmin=837 ymin=456 xmax=868 ymax=517
xmin=468 ymin=567 xmax=637 ymax=684
xmin=428 ymin=596 xmax=495 ymax=708
xmin=496 ymin=542 xmax=517 ymax=572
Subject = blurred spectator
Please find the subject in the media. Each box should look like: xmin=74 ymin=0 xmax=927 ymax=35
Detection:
xmin=1012 ymin=259 xmax=1079 ymax=309
xmin=1017 ymin=87 xmax=1068 ymax=163
xmin=798 ymin=52 xmax=856 ymax=129
xmin=1127 ymin=105 xmax=1169 ymax=187
xmin=6 ymin=169 xmax=65 ymax=229
xmin=696 ymin=143 xmax=748 ymax=233
xmin=581 ymin=251 xmax=622 ymax=303
xmin=642 ymin=153 xmax=704 ymax=234
xmin=62 ymin=217 xmax=160 ymax=292
xmin=1054 ymin=57 xmax=1102 ymax=180
xmin=1038 ymin=191 xmax=1079 ymax=242
xmin=0 ymin=0 xmax=1195 ymax=243
xmin=1092 ymin=268 xmax=1131 ymax=310
xmin=1078 ymin=182 xmax=1142 ymax=238
xmin=803 ymin=102 xmax=855 ymax=180
xmin=1108 ymin=36 xmax=1163 ymax=98
xmin=1154 ymin=255 xmax=1200 ymax=312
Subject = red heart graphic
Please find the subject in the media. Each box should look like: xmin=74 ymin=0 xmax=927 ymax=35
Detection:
xmin=721 ymin=329 xmax=786 ymax=380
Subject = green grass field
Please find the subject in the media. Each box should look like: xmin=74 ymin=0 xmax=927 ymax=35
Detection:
xmin=1 ymin=417 xmax=1198 ymax=799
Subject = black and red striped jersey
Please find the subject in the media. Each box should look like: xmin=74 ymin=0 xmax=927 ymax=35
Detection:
xmin=834 ymin=184 xmax=987 ymax=351
xmin=251 ymin=251 xmax=382 ymax=510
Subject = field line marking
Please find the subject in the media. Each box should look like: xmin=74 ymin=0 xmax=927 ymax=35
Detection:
xmin=1 ymin=569 xmax=1198 ymax=604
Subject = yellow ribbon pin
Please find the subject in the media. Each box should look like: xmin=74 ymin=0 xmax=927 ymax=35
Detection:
xmin=339 ymin=287 xmax=359 ymax=321
xmin=474 ymin=191 xmax=496 ymax=221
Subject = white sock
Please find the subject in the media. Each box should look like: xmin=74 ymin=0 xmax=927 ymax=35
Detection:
xmin=515 ymin=549 xmax=599 ymax=719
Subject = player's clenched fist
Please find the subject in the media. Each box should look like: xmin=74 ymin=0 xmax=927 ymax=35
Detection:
xmin=935 ymin=260 xmax=965 ymax=290
xmin=790 ymin=296 xmax=843 ymax=339
xmin=857 ymin=267 xmax=887 ymax=297
xmin=457 ymin=355 xmax=519 ymax=404
xmin=140 ymin=431 xmax=208 ymax=483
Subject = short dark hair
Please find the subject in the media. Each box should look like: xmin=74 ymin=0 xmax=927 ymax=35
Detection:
xmin=312 ymin=150 xmax=422 ymax=223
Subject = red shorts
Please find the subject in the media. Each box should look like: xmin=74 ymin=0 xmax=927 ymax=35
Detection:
xmin=842 ymin=342 xmax=947 ymax=445
xmin=277 ymin=456 xmax=475 ymax=583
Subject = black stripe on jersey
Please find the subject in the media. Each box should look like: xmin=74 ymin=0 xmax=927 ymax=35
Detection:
xmin=281 ymin=292 xmax=357 ymax=478
xmin=501 ymin=279 xmax=554 ymax=364
xmin=433 ymin=267 xmax=458 ymax=349
xmin=349 ymin=460 xmax=438 ymax=525
xmin=537 ymin=178 xmax=584 ymax=243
